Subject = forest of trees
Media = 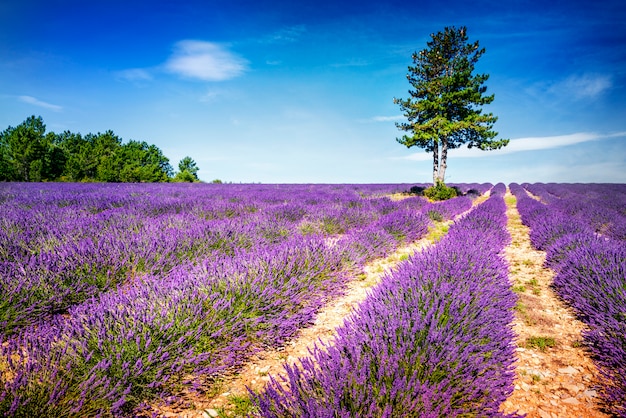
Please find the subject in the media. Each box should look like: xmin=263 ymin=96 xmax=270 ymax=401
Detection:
xmin=0 ymin=116 xmax=201 ymax=183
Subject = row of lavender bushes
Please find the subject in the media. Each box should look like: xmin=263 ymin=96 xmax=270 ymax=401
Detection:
xmin=522 ymin=183 xmax=626 ymax=241
xmin=253 ymin=183 xmax=520 ymax=417
xmin=0 ymin=182 xmax=476 ymax=335
xmin=510 ymin=183 xmax=626 ymax=417
xmin=0 ymin=183 xmax=478 ymax=416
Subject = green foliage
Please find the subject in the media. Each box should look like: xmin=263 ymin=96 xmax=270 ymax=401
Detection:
xmin=425 ymin=223 xmax=449 ymax=243
xmin=173 ymin=170 xmax=198 ymax=183
xmin=0 ymin=116 xmax=59 ymax=181
xmin=512 ymin=284 xmax=526 ymax=293
xmin=228 ymin=394 xmax=257 ymax=415
xmin=525 ymin=336 xmax=557 ymax=351
xmin=321 ymin=216 xmax=344 ymax=234
xmin=177 ymin=156 xmax=199 ymax=181
xmin=423 ymin=181 xmax=458 ymax=201
xmin=298 ymin=222 xmax=319 ymax=236
xmin=0 ymin=116 xmax=175 ymax=182
xmin=427 ymin=210 xmax=443 ymax=221
xmin=394 ymin=26 xmax=508 ymax=183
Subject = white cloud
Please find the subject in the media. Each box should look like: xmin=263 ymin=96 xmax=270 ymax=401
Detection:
xmin=402 ymin=132 xmax=626 ymax=161
xmin=115 ymin=68 xmax=153 ymax=82
xmin=18 ymin=95 xmax=62 ymax=111
xmin=548 ymin=74 xmax=612 ymax=100
xmin=198 ymin=87 xmax=239 ymax=103
xmin=199 ymin=90 xmax=221 ymax=103
xmin=164 ymin=41 xmax=248 ymax=81
xmin=371 ymin=115 xmax=404 ymax=122
xmin=495 ymin=132 xmax=603 ymax=154
xmin=262 ymin=25 xmax=307 ymax=44
xmin=490 ymin=131 xmax=624 ymax=154
xmin=401 ymin=151 xmax=431 ymax=161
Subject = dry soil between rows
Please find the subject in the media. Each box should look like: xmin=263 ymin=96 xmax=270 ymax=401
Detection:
xmin=499 ymin=191 xmax=608 ymax=418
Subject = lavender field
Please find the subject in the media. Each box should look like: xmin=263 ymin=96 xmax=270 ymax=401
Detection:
xmin=0 ymin=182 xmax=478 ymax=416
xmin=0 ymin=182 xmax=624 ymax=417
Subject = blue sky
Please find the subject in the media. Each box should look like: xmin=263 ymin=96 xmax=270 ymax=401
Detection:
xmin=1 ymin=0 xmax=625 ymax=183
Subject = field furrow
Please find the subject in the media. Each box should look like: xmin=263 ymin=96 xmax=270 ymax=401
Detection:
xmin=500 ymin=190 xmax=608 ymax=418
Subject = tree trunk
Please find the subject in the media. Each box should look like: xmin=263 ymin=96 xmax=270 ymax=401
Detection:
xmin=438 ymin=137 xmax=448 ymax=183
xmin=432 ymin=139 xmax=439 ymax=185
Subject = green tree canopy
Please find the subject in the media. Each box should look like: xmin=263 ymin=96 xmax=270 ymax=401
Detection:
xmin=174 ymin=156 xmax=200 ymax=182
xmin=0 ymin=116 xmax=62 ymax=181
xmin=0 ymin=116 xmax=175 ymax=183
xmin=394 ymin=26 xmax=509 ymax=184
xmin=118 ymin=140 xmax=173 ymax=182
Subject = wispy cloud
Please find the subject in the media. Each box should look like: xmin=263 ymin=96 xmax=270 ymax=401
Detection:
xmin=402 ymin=132 xmax=626 ymax=161
xmin=330 ymin=58 xmax=370 ymax=68
xmin=115 ymin=68 xmax=153 ymax=82
xmin=370 ymin=115 xmax=404 ymax=122
xmin=199 ymin=90 xmax=221 ymax=103
xmin=549 ymin=73 xmax=612 ymax=100
xmin=18 ymin=95 xmax=62 ymax=111
xmin=164 ymin=41 xmax=248 ymax=81
xmin=198 ymin=87 xmax=236 ymax=103
xmin=493 ymin=132 xmax=623 ymax=154
xmin=262 ymin=25 xmax=307 ymax=44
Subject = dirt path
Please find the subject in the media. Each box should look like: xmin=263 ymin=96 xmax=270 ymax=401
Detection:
xmin=500 ymin=191 xmax=608 ymax=418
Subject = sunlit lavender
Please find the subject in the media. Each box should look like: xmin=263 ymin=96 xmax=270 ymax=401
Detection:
xmin=0 ymin=182 xmax=478 ymax=416
xmin=253 ymin=184 xmax=521 ymax=417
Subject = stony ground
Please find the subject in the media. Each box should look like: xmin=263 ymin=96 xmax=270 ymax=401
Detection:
xmin=158 ymin=191 xmax=608 ymax=417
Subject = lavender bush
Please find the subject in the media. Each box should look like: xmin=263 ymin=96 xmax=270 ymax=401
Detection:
xmin=522 ymin=183 xmax=626 ymax=242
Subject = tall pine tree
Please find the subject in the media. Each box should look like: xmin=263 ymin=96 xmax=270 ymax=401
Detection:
xmin=394 ymin=26 xmax=508 ymax=184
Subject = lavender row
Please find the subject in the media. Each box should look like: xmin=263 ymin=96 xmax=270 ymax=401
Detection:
xmin=522 ymin=182 xmax=626 ymax=241
xmin=254 ymin=184 xmax=519 ymax=417
xmin=0 ymin=184 xmax=477 ymax=416
xmin=510 ymin=183 xmax=626 ymax=417
xmin=1 ymin=236 xmax=347 ymax=416
xmin=1 ymin=183 xmax=468 ymax=335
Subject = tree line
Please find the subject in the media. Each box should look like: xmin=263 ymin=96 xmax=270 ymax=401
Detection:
xmin=0 ymin=116 xmax=200 ymax=183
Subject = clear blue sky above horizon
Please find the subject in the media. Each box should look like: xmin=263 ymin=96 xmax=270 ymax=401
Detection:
xmin=1 ymin=0 xmax=625 ymax=184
